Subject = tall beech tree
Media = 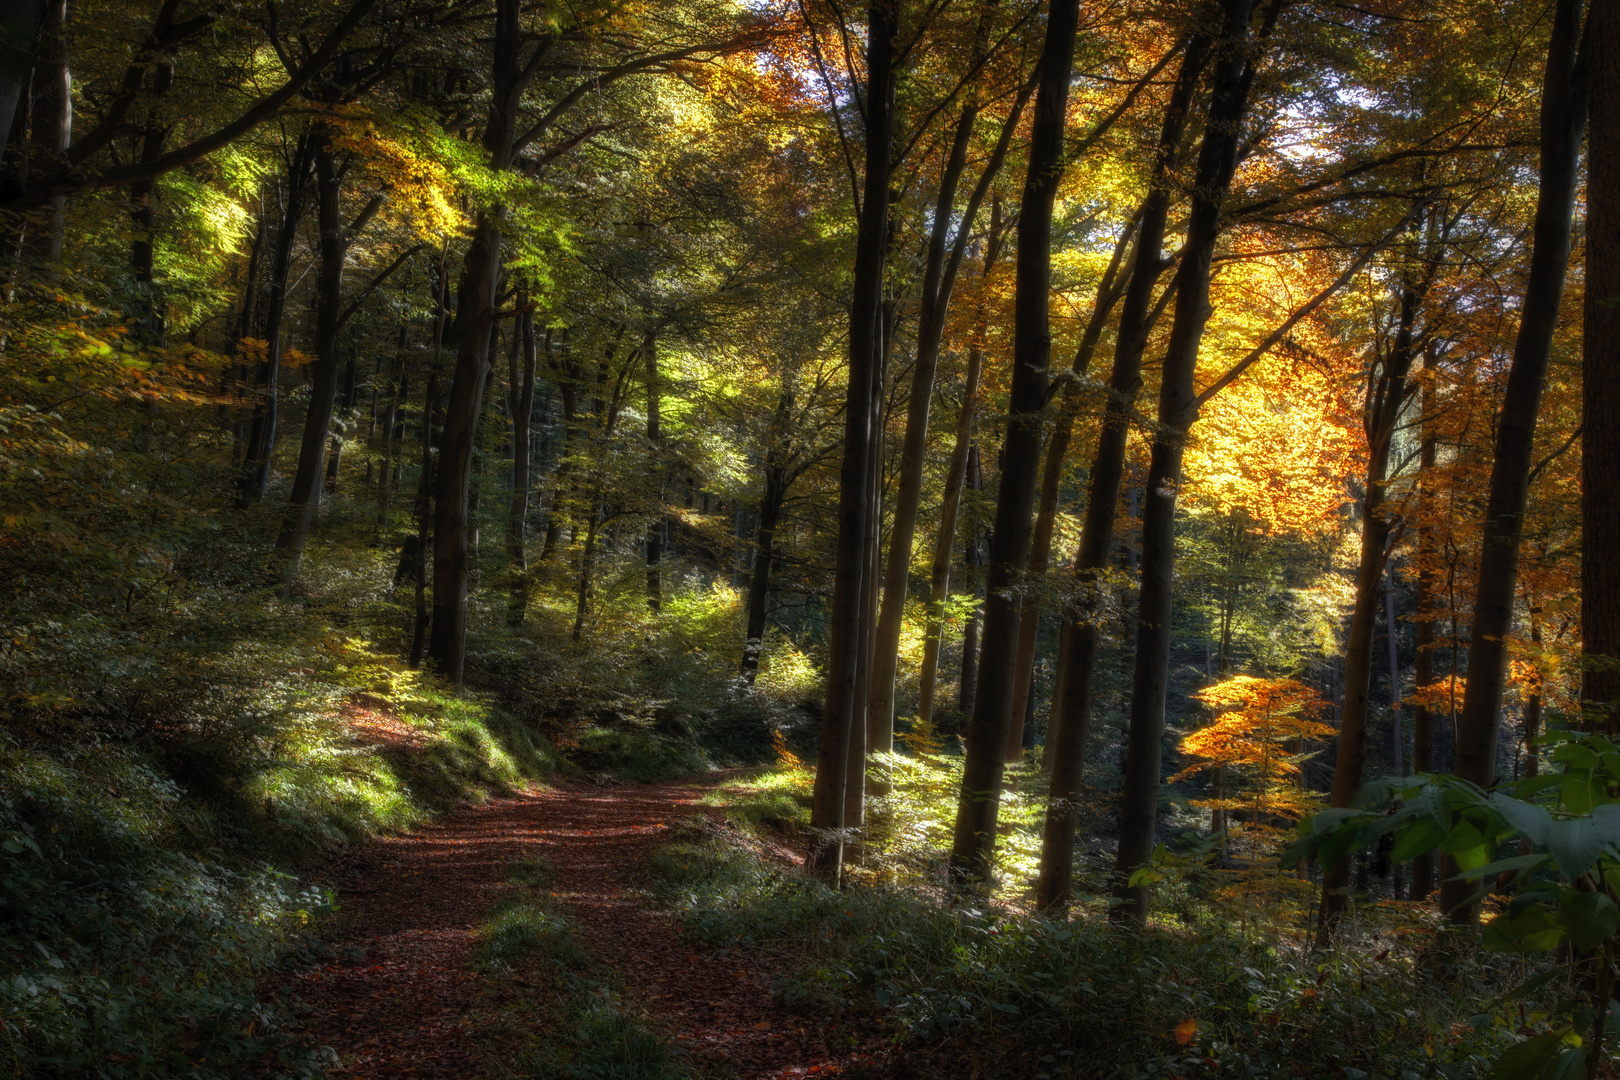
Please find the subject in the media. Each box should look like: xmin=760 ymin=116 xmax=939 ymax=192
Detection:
xmin=1587 ymin=2 xmax=1620 ymax=734
xmin=808 ymin=0 xmax=898 ymax=883
xmin=1109 ymin=0 xmax=1264 ymax=921
xmin=1445 ymin=0 xmax=1592 ymax=925
xmin=1034 ymin=33 xmax=1211 ymax=913
xmin=946 ymin=0 xmax=1079 ymax=888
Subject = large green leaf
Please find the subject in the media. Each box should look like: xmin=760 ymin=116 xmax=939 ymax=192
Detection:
xmin=1451 ymin=852 xmax=1550 ymax=882
xmin=1483 ymin=1029 xmax=1567 ymax=1080
xmin=1440 ymin=820 xmax=1491 ymax=872
xmin=1492 ymin=794 xmax=1554 ymax=846
xmin=1389 ymin=816 xmax=1449 ymax=864
xmin=1544 ymin=803 xmax=1620 ymax=877
xmin=1563 ymin=891 xmax=1620 ymax=952
xmin=1482 ymin=906 xmax=1567 ymax=953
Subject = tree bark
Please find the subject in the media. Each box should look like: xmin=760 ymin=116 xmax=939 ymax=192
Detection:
xmin=409 ymin=373 xmax=439 ymax=668
xmin=1004 ymin=216 xmax=1137 ymax=755
xmin=807 ymin=0 xmax=897 ymax=884
xmin=741 ymin=465 xmax=786 ymax=679
xmin=1111 ymin=0 xmax=1263 ymax=923
xmin=276 ymin=124 xmax=347 ymax=561
xmin=947 ymin=0 xmax=1079 ymax=888
xmin=917 ymin=203 xmax=1007 ymax=728
xmin=960 ymin=441 xmax=983 ymax=716
xmin=867 ymin=66 xmax=1033 ymax=754
xmin=1585 ymin=0 xmax=1620 ymax=730
xmin=1034 ymin=34 xmax=1211 ymax=913
xmin=23 ymin=0 xmax=68 ymax=267
xmin=129 ymin=60 xmax=173 ymax=344
xmin=0 ymin=0 xmax=44 ymax=176
xmin=645 ymin=332 xmax=663 ymax=614
xmin=1410 ymin=375 xmax=1438 ymax=900
xmin=238 ymin=136 xmax=314 ymax=506
xmin=1319 ymin=259 xmax=1430 ymax=932
xmin=1446 ymin=0 xmax=1591 ymax=925
xmin=507 ymin=301 xmax=537 ymax=624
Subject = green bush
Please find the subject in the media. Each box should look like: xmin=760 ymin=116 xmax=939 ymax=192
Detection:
xmin=647 ymin=835 xmax=1538 ymax=1080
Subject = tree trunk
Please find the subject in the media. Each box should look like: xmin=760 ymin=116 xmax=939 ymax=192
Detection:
xmin=1111 ymin=0 xmax=1263 ymax=923
xmin=277 ymin=124 xmax=347 ymax=561
xmin=239 ymin=137 xmax=313 ymax=506
xmin=917 ymin=203 xmax=1006 ymax=728
xmin=1034 ymin=34 xmax=1212 ymax=913
xmin=1410 ymin=376 xmax=1438 ymax=900
xmin=1005 ymin=217 xmax=1137 ymax=755
xmin=960 ymin=441 xmax=982 ymax=716
xmin=409 ymin=374 xmax=439 ymax=668
xmin=1319 ymin=275 xmax=1427 ymax=932
xmin=24 ymin=0 xmax=67 ymax=268
xmin=868 ymin=71 xmax=1032 ymax=754
xmin=0 ymin=0 xmax=44 ymax=176
xmin=807 ymin=0 xmax=897 ymax=884
xmin=741 ymin=465 xmax=786 ymax=679
xmin=1446 ymin=0 xmax=1590 ymax=925
xmin=508 ymin=301 xmax=537 ymax=624
xmin=1585 ymin=1 xmax=1620 ymax=730
xmin=645 ymin=332 xmax=662 ymax=613
xmin=947 ymin=0 xmax=1079 ymax=888
xmin=129 ymin=60 xmax=173 ymax=344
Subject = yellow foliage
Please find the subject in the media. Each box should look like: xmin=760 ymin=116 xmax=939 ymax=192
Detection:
xmin=1176 ymin=675 xmax=1334 ymax=823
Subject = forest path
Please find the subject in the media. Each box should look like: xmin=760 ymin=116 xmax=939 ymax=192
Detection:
xmin=287 ymin=775 xmax=867 ymax=1079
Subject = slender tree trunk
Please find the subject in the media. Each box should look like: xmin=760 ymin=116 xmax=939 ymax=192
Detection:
xmin=1386 ymin=546 xmax=1404 ymax=775
xmin=918 ymin=205 xmax=1005 ymax=727
xmin=1447 ymin=0 xmax=1591 ymax=924
xmin=24 ymin=0 xmax=67 ymax=268
xmin=1411 ymin=377 xmax=1438 ymax=899
xmin=1111 ymin=0 xmax=1263 ymax=923
xmin=239 ymin=137 xmax=313 ymax=506
xmin=645 ymin=332 xmax=663 ymax=613
xmin=960 ymin=442 xmax=983 ymax=716
xmin=741 ymin=466 xmax=785 ymax=679
xmin=409 ymin=374 xmax=439 ymax=668
xmin=507 ymin=302 xmax=537 ymax=624
xmin=277 ymin=125 xmax=347 ymax=561
xmin=571 ymin=501 xmax=602 ymax=641
xmin=1319 ymin=280 xmax=1425 ymax=931
xmin=129 ymin=60 xmax=173 ymax=344
xmin=1585 ymin=1 xmax=1620 ymax=731
xmin=1034 ymin=35 xmax=1211 ymax=913
xmin=808 ymin=0 xmax=897 ymax=884
xmin=868 ymin=69 xmax=1032 ymax=753
xmin=1005 ymin=218 xmax=1136 ymax=755
xmin=0 ymin=0 xmax=44 ymax=177
xmin=948 ymin=0 xmax=1079 ymax=887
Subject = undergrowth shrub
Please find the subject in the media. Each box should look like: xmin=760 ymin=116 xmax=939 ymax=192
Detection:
xmin=646 ymin=832 xmax=1543 ymax=1080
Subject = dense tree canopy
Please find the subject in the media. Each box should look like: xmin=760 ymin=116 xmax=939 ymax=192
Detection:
xmin=2 ymin=0 xmax=1618 ymax=1077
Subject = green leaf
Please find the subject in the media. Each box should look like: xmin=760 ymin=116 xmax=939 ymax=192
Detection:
xmin=1389 ymin=817 xmax=1449 ymax=863
xmin=1542 ymin=1046 xmax=1587 ymax=1080
xmin=1484 ymin=1029 xmax=1567 ymax=1080
xmin=1483 ymin=906 xmax=1568 ymax=953
xmin=1562 ymin=772 xmax=1595 ymax=815
xmin=1450 ymin=852 xmax=1550 ymax=882
xmin=1441 ymin=821 xmax=1491 ymax=872
xmin=1563 ymin=891 xmax=1620 ymax=952
xmin=1493 ymin=794 xmax=1555 ymax=846
xmin=1544 ymin=804 xmax=1620 ymax=878
xmin=1481 ymin=966 xmax=1565 ymax=1012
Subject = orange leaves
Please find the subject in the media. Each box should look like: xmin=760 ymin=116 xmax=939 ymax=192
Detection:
xmin=1175 ymin=676 xmax=1334 ymax=822
xmin=1174 ymin=1017 xmax=1198 ymax=1046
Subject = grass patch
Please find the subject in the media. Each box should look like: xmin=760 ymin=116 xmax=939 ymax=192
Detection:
xmin=646 ymin=831 xmax=1545 ymax=1080
xmin=479 ymin=857 xmax=687 ymax=1080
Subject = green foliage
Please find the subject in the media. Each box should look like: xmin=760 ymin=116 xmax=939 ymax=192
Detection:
xmin=647 ymin=833 xmax=1525 ymax=1079
xmin=1286 ymin=727 xmax=1620 ymax=1077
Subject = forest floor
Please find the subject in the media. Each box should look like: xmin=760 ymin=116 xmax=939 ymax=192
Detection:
xmin=281 ymin=773 xmax=888 ymax=1079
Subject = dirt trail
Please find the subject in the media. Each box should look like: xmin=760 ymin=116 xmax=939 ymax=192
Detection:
xmin=287 ymin=777 xmax=865 ymax=1079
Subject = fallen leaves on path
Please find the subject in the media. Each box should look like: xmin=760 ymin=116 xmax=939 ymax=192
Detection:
xmin=283 ymin=776 xmax=889 ymax=1079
